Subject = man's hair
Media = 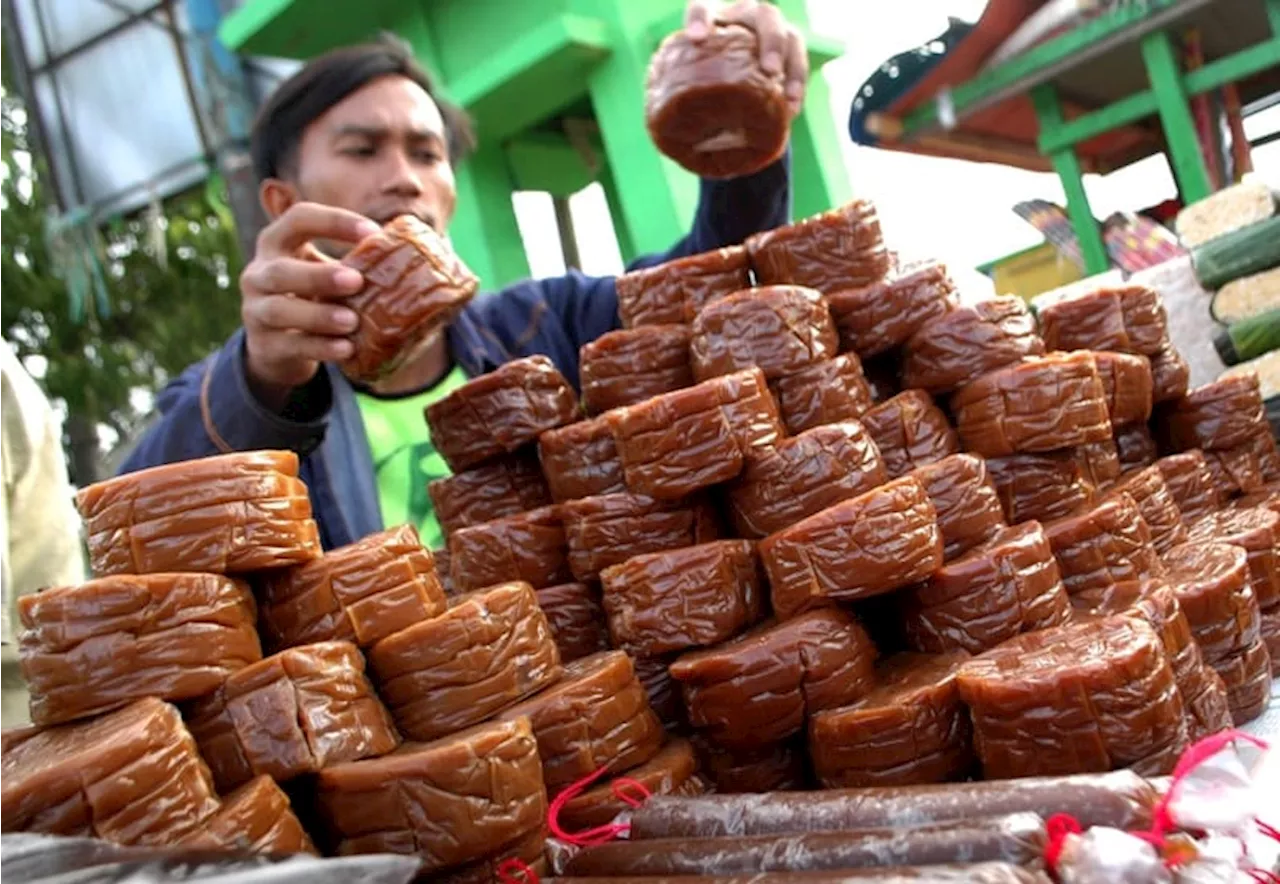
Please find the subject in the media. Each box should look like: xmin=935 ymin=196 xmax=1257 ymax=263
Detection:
xmin=249 ymin=34 xmax=476 ymax=183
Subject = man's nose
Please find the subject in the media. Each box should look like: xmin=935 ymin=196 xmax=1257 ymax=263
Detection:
xmin=385 ymin=150 xmax=424 ymax=195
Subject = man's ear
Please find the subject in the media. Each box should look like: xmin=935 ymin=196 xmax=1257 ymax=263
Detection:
xmin=259 ymin=177 xmax=299 ymax=220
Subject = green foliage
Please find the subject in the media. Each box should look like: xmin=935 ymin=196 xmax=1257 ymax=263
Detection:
xmin=1 ymin=71 xmax=243 ymax=474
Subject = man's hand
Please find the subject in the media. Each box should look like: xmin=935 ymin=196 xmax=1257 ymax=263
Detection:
xmin=239 ymin=203 xmax=381 ymax=407
xmin=685 ymin=0 xmax=809 ymax=116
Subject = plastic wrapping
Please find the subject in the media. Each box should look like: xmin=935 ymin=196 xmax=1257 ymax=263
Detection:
xmin=535 ymin=583 xmax=610 ymax=663
xmin=909 ymin=454 xmax=1006 ymax=560
xmin=538 ymin=416 xmax=627 ymax=503
xmin=901 ymin=296 xmax=1045 ymax=394
xmin=952 ymin=353 xmax=1112 ymax=457
xmin=1166 ymin=374 xmax=1269 ymax=453
xmin=826 ymin=260 xmax=956 ymax=358
xmin=1215 ymin=639 xmax=1272 ymax=725
xmin=1043 ymin=494 xmax=1165 ymax=597
xmin=860 ymin=390 xmax=960 ymax=479
xmin=1163 ymin=542 xmax=1261 ymax=667
xmin=579 ymin=325 xmax=694 ymax=414
xmin=1149 ymin=345 xmax=1191 ymax=403
xmin=1234 ymin=481 xmax=1280 ymax=516
xmin=1187 ymin=507 xmax=1280 ymax=610
xmin=557 ymin=738 xmax=706 ymax=831
xmin=1 ymin=698 xmax=220 ymax=846
xmin=1074 ymin=439 xmax=1123 ymax=488
xmin=615 ymin=247 xmax=750 ymax=329
xmin=986 ymin=451 xmax=1095 ymax=525
xmin=1037 ymin=284 xmax=1170 ymax=355
xmin=1116 ymin=423 xmax=1160 ymax=471
xmin=810 ymin=651 xmax=972 ymax=789
xmin=1262 ymin=605 xmax=1280 ymax=676
xmin=692 ymin=736 xmax=810 ymax=794
xmin=256 ymin=525 xmax=446 ymax=651
xmin=367 ymin=582 xmax=561 ymax=742
xmin=607 ymin=368 xmax=784 ymax=500
xmin=190 ymin=776 xmax=316 ymax=856
xmin=561 ymin=492 xmax=720 ymax=582
xmin=497 ymin=650 xmax=663 ymax=792
xmin=536 ymin=867 xmax=1049 ymax=884
xmin=725 ymin=422 xmax=887 ymax=539
xmin=644 ymin=24 xmax=788 ymax=179
xmin=670 ymin=608 xmax=878 ymax=749
xmin=746 ymin=200 xmax=891 ymax=294
xmin=690 ymin=285 xmax=837 ymax=382
xmin=961 ymin=617 xmax=1190 ymax=779
xmin=427 ymin=453 xmax=551 ymax=536
xmin=1092 ymin=350 xmax=1154 ymax=426
xmin=435 ymin=827 xmax=547 ymax=884
xmin=432 ymin=547 xmax=455 ymax=595
xmin=600 ymin=540 xmax=764 ymax=656
xmin=761 ymin=476 xmax=943 ymax=619
xmin=771 ymin=353 xmax=874 ymax=433
xmin=1156 ymin=451 xmax=1225 ymax=522
xmin=1101 ymin=466 xmax=1189 ymax=556
xmin=1205 ymin=437 xmax=1270 ymax=497
xmin=425 ymin=356 xmax=579 ymax=472
xmin=184 ymin=641 xmax=398 ymax=791
xmin=16 ymin=573 xmax=261 ymax=727
xmin=336 ymin=216 xmax=478 ymax=383
xmin=77 ymin=452 xmax=321 ymax=577
xmin=448 ymin=505 xmax=570 ymax=592
xmin=562 ymin=813 xmax=1049 ymax=875
xmin=315 ymin=717 xmax=546 ymax=875
xmin=1054 ymin=826 xmax=1172 ymax=884
xmin=632 ymin=654 xmax=686 ymax=731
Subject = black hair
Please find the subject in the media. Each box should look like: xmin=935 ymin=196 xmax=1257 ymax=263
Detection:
xmin=249 ymin=33 xmax=476 ymax=183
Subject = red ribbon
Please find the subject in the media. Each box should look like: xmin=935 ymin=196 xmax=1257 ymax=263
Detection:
xmin=497 ymin=858 xmax=538 ymax=884
xmin=1044 ymin=812 xmax=1083 ymax=870
xmin=546 ymin=764 xmax=654 ymax=847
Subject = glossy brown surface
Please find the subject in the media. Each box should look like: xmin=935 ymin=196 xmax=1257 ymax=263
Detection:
xmin=633 ymin=654 xmax=686 ymax=730
xmin=985 ymin=451 xmax=1094 ymax=525
xmin=602 ymin=540 xmax=764 ymax=656
xmin=1114 ymin=423 xmax=1159 ymax=471
xmin=1043 ymin=494 xmax=1164 ymax=597
xmin=1074 ymin=439 xmax=1123 ymax=488
xmin=903 ymin=523 xmax=1070 ymax=654
xmin=1 ymin=698 xmax=219 ymax=845
xmin=580 ymin=325 xmax=694 ymax=414
xmin=316 ymin=717 xmax=546 ymax=874
xmin=1187 ymin=507 xmax=1280 ymax=609
xmin=608 ymin=368 xmax=784 ymax=500
xmin=433 ymin=546 xmax=455 ymax=595
xmin=256 ymin=524 xmax=446 ymax=650
xmin=1214 ymin=639 xmax=1272 ymax=724
xmin=563 ymin=814 xmax=1048 ymax=875
xmin=539 ymin=416 xmax=627 ymax=503
xmin=670 ymin=608 xmax=878 ymax=749
xmin=1101 ymin=466 xmax=1188 ymax=555
xmin=691 ymin=736 xmax=811 ymax=794
xmin=498 ymin=650 xmax=663 ymax=792
xmin=1163 ymin=542 xmax=1260 ymax=665
xmin=425 ymin=356 xmax=579 ymax=471
xmin=957 ymin=618 xmax=1188 ymax=779
xmin=810 ymin=651 xmax=971 ymax=788
xmin=1091 ymin=351 xmax=1153 ymax=426
xmin=1165 ymin=374 xmax=1268 ymax=452
xmin=616 ymin=247 xmax=751 ymax=328
xmin=645 ymin=24 xmax=788 ymax=179
xmin=561 ymin=492 xmax=720 ymax=582
xmin=436 ymin=828 xmax=547 ymax=884
xmin=746 ymin=201 xmax=891 ymax=293
xmin=338 ymin=215 xmax=478 ymax=382
xmin=901 ymin=297 xmax=1044 ymax=394
xmin=1149 ymin=345 xmax=1191 ymax=403
xmin=184 ymin=641 xmax=398 ymax=791
xmin=1205 ymin=437 xmax=1269 ymax=496
xmin=17 ymin=573 xmax=261 ymax=727
xmin=860 ymin=390 xmax=960 ymax=479
xmin=909 ymin=455 xmax=1006 ymax=560
xmin=448 ymin=505 xmax=570 ymax=592
xmin=762 ymin=476 xmax=942 ymax=619
xmin=428 ymin=452 xmax=551 ymax=536
xmin=536 ymin=582 xmax=610 ymax=663
xmin=1155 ymin=451 xmax=1224 ymax=521
xmin=1037 ymin=284 xmax=1169 ymax=355
xmin=690 ymin=286 xmax=837 ymax=382
xmin=550 ymin=866 xmax=1050 ymax=884
xmin=826 ymin=260 xmax=956 ymax=358
xmin=1235 ymin=481 xmax=1280 ymax=516
xmin=1261 ymin=606 xmax=1280 ymax=676
xmin=952 ymin=353 xmax=1111 ymax=457
xmin=726 ymin=422 xmax=887 ymax=539
xmin=192 ymin=775 xmax=317 ymax=855
xmin=368 ymin=582 xmax=561 ymax=741
xmin=771 ymin=353 xmax=874 ymax=433
xmin=557 ymin=738 xmax=706 ymax=830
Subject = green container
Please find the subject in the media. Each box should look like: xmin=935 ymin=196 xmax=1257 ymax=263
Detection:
xmin=1214 ymin=308 xmax=1280 ymax=367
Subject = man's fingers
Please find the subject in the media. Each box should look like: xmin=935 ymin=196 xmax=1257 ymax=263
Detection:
xmin=241 ymin=256 xmax=365 ymax=301
xmin=246 ymin=293 xmax=360 ymax=337
xmin=685 ymin=0 xmax=713 ymax=39
xmin=721 ymin=0 xmax=785 ymax=75
xmin=784 ymin=26 xmax=809 ymax=114
xmin=255 ymin=330 xmax=355 ymax=365
xmin=256 ymin=202 xmax=381 ymax=257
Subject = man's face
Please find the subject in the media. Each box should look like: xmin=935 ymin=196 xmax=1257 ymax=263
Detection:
xmin=289 ymin=74 xmax=458 ymax=241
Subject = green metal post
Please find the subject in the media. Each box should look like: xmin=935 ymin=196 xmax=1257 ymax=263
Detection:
xmin=450 ymin=141 xmax=532 ymax=287
xmin=1268 ymin=0 xmax=1280 ymax=37
xmin=598 ymin=159 xmax=638 ymax=265
xmin=1030 ymin=84 xmax=1109 ymax=275
xmin=1140 ymin=29 xmax=1212 ymax=203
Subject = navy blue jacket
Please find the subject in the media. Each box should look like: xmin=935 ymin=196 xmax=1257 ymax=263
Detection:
xmin=121 ymin=156 xmax=790 ymax=550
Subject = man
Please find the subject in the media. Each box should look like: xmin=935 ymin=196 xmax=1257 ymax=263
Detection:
xmin=2 ymin=340 xmax=87 ymax=725
xmin=122 ymin=0 xmax=807 ymax=552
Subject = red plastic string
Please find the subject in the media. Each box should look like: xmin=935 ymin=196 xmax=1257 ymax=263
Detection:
xmin=1247 ymin=870 xmax=1280 ymax=884
xmin=547 ymin=764 xmax=644 ymax=847
xmin=497 ymin=858 xmax=539 ymax=884
xmin=1044 ymin=812 xmax=1083 ymax=870
xmin=611 ymin=776 xmax=653 ymax=809
xmin=1148 ymin=730 xmax=1271 ymax=841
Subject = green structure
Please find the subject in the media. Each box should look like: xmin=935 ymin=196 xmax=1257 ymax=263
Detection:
xmin=219 ymin=0 xmax=848 ymax=288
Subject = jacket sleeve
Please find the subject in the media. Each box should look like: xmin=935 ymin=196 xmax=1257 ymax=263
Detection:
xmin=119 ymin=328 xmax=331 ymax=475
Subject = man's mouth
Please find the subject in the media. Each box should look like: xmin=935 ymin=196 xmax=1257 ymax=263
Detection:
xmin=375 ymin=210 xmax=437 ymax=232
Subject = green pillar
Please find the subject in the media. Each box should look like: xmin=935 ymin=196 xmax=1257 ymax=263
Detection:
xmin=1031 ymin=84 xmax=1109 ymax=276
xmin=773 ymin=0 xmax=850 ymax=219
xmin=1140 ymin=30 xmax=1212 ymax=204
xmin=598 ymin=159 xmax=638 ymax=265
xmin=450 ymin=141 xmax=531 ymax=287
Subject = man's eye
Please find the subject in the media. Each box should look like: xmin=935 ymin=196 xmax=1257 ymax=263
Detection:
xmin=342 ymin=145 xmax=377 ymax=157
xmin=414 ymin=150 xmax=443 ymax=164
